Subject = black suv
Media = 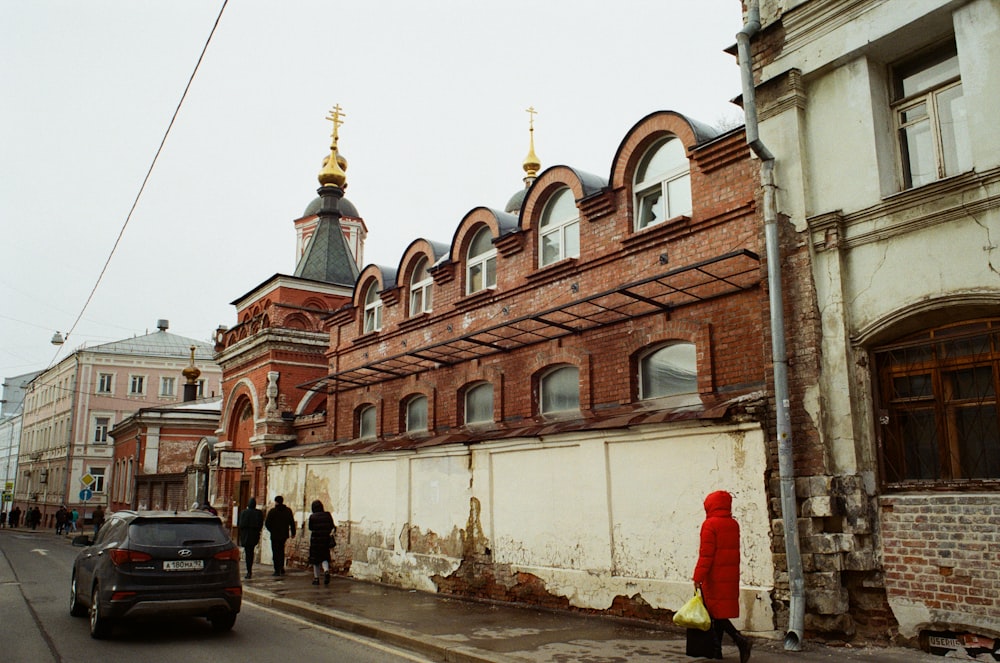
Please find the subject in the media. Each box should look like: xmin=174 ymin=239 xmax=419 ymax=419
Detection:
xmin=70 ymin=509 xmax=242 ymax=638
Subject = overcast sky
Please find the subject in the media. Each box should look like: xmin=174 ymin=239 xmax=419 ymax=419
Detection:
xmin=0 ymin=0 xmax=745 ymax=383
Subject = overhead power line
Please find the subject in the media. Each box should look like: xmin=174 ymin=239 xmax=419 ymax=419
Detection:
xmin=49 ymin=0 xmax=230 ymax=369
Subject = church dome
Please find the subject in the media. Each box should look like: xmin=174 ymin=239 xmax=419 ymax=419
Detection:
xmin=504 ymin=188 xmax=528 ymax=214
xmin=303 ymin=196 xmax=359 ymax=219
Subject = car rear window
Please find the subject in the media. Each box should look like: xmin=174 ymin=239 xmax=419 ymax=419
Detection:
xmin=128 ymin=520 xmax=231 ymax=546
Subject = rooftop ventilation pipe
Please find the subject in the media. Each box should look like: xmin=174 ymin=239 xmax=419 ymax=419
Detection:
xmin=737 ymin=1 xmax=805 ymax=651
xmin=157 ymin=319 xmax=169 ymax=331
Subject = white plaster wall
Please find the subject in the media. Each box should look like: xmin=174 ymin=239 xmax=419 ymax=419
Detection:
xmin=273 ymin=421 xmax=776 ymax=632
xmin=804 ymin=60 xmax=883 ymax=216
xmin=844 ymin=216 xmax=1000 ymax=333
xmin=490 ymin=438 xmax=612 ymax=570
xmin=605 ymin=425 xmax=771 ymax=587
xmin=956 ymin=0 xmax=1000 ymax=171
xmin=409 ymin=452 xmax=472 ymax=548
xmin=348 ymin=459 xmax=398 ymax=551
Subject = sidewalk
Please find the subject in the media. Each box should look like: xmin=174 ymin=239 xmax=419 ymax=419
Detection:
xmin=241 ymin=566 xmax=945 ymax=663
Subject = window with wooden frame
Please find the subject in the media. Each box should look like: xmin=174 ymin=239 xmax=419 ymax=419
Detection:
xmin=892 ymin=41 xmax=971 ymax=189
xmin=409 ymin=256 xmax=433 ymax=316
xmin=874 ymin=318 xmax=1000 ymax=487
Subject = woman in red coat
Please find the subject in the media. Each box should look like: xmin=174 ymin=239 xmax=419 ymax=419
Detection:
xmin=693 ymin=490 xmax=751 ymax=662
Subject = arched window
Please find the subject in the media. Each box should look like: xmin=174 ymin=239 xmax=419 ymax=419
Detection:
xmin=363 ymin=282 xmax=382 ymax=333
xmin=639 ymin=343 xmax=698 ymax=399
xmin=358 ymin=404 xmax=376 ymax=439
xmin=405 ymin=395 xmax=428 ymax=433
xmin=409 ymin=256 xmax=433 ymax=316
xmin=467 ymin=227 xmax=497 ymax=294
xmin=540 ymin=365 xmax=579 ymax=414
xmin=634 ymin=137 xmax=691 ymax=230
xmin=539 ymin=187 xmax=579 ymax=266
xmin=464 ymin=382 xmax=494 ymax=425
xmin=874 ymin=318 xmax=1000 ymax=486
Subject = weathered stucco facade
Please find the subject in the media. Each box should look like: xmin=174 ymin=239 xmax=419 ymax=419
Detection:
xmin=754 ymin=0 xmax=1000 ymax=644
xmin=268 ymin=423 xmax=776 ymax=631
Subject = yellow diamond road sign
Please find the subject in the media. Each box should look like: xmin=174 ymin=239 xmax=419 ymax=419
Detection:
xmin=81 ymin=473 xmax=95 ymax=488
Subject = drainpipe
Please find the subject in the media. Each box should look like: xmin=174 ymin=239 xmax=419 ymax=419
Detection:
xmin=737 ymin=0 xmax=805 ymax=651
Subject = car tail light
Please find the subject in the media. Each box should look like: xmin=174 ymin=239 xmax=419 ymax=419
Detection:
xmin=213 ymin=548 xmax=241 ymax=562
xmin=224 ymin=587 xmax=243 ymax=597
xmin=110 ymin=591 xmax=137 ymax=601
xmin=108 ymin=549 xmax=153 ymax=566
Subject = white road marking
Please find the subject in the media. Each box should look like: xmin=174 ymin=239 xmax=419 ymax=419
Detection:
xmin=245 ymin=601 xmax=437 ymax=663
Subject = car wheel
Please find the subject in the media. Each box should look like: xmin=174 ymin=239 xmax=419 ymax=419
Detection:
xmin=89 ymin=584 xmax=113 ymax=639
xmin=209 ymin=612 xmax=237 ymax=632
xmin=70 ymin=574 xmax=87 ymax=617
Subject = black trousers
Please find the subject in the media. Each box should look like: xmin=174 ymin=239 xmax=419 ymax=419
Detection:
xmin=271 ymin=537 xmax=288 ymax=573
xmin=243 ymin=545 xmax=256 ymax=575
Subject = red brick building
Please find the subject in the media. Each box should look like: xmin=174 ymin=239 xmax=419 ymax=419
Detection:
xmin=109 ymin=397 xmax=221 ymax=512
xmin=262 ymin=109 xmax=786 ymax=633
xmin=211 ymin=138 xmax=361 ymax=528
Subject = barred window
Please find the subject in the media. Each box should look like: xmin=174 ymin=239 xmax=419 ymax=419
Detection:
xmin=875 ymin=318 xmax=1000 ymax=487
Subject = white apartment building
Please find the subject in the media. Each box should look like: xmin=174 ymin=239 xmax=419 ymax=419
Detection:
xmin=15 ymin=320 xmax=220 ymax=528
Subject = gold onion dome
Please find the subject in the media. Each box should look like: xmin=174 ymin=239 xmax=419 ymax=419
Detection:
xmin=182 ymin=345 xmax=201 ymax=382
xmin=522 ymin=106 xmax=541 ymax=182
xmin=505 ymin=107 xmax=543 ymax=214
xmin=318 ymin=104 xmax=348 ymax=188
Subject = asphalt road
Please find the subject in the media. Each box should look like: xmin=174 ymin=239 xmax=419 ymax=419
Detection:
xmin=0 ymin=527 xmax=435 ymax=663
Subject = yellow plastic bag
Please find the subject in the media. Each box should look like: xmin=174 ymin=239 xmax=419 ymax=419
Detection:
xmin=673 ymin=591 xmax=712 ymax=631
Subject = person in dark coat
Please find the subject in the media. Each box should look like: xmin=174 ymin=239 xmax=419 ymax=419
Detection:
xmin=692 ymin=490 xmax=751 ymax=662
xmin=264 ymin=495 xmax=296 ymax=576
xmin=307 ymin=499 xmax=335 ymax=586
xmin=91 ymin=505 xmax=105 ymax=536
xmin=55 ymin=506 xmax=67 ymax=534
xmin=237 ymin=497 xmax=264 ymax=579
xmin=29 ymin=506 xmax=41 ymax=530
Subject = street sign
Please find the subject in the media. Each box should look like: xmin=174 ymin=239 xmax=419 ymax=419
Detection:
xmin=219 ymin=451 xmax=244 ymax=469
xmin=81 ymin=473 xmax=95 ymax=487
xmin=79 ymin=488 xmax=93 ymax=502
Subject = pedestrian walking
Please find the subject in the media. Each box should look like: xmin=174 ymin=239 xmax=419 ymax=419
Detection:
xmin=55 ymin=506 xmax=67 ymax=534
xmin=264 ymin=495 xmax=296 ymax=576
xmin=30 ymin=506 xmax=41 ymax=530
xmin=237 ymin=498 xmax=264 ymax=579
xmin=307 ymin=499 xmax=335 ymax=586
xmin=691 ymin=490 xmax=751 ymax=662
xmin=91 ymin=504 xmax=105 ymax=536
xmin=69 ymin=507 xmax=79 ymax=532
xmin=9 ymin=506 xmax=20 ymax=528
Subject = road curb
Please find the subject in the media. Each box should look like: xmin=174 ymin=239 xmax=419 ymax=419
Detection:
xmin=243 ymin=585 xmax=518 ymax=663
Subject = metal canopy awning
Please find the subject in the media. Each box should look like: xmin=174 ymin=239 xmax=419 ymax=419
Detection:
xmin=300 ymin=249 xmax=760 ymax=393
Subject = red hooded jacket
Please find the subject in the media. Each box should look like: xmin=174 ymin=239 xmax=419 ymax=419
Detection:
xmin=692 ymin=490 xmax=741 ymax=619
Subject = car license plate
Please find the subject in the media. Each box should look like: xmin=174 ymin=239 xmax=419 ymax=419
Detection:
xmin=163 ymin=559 xmax=204 ymax=571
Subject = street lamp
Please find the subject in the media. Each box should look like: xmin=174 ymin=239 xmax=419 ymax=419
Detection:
xmin=51 ymin=332 xmax=66 ymax=346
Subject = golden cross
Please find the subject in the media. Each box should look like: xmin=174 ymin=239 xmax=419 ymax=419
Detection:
xmin=526 ymin=106 xmax=537 ymax=131
xmin=326 ymin=104 xmax=346 ymax=142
